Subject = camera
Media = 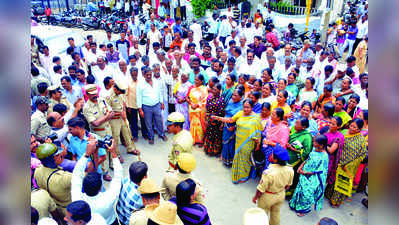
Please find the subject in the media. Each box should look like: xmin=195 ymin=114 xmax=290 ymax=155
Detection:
xmin=96 ymin=135 xmax=113 ymax=149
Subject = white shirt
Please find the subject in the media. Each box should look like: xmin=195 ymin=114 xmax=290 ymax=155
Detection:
xmin=253 ymin=26 xmax=263 ymax=37
xmin=356 ymin=20 xmax=368 ymax=39
xmin=190 ymin=22 xmax=202 ymax=44
xmin=219 ymin=19 xmax=232 ymax=38
xmin=88 ymin=213 xmax=107 ymax=225
xmin=104 ymin=0 xmax=110 ymax=7
xmin=238 ymin=61 xmax=261 ymax=78
xmin=50 ymin=72 xmax=64 ymax=86
xmin=147 ymin=30 xmax=162 ymax=50
xmin=279 ymin=64 xmax=294 ymax=80
xmin=71 ymin=156 xmax=123 ymax=225
xmin=86 ymin=51 xmax=98 ymax=66
xmin=92 ymin=65 xmax=116 ymax=88
xmin=39 ymin=53 xmax=53 ymax=74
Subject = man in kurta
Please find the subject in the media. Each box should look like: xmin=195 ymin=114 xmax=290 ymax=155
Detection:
xmin=166 ymin=112 xmax=193 ymax=170
xmin=252 ymin=146 xmax=294 ymax=225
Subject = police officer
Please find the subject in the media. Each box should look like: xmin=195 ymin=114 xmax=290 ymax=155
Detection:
xmin=48 ymin=85 xmax=72 ymax=113
xmin=34 ymin=143 xmax=72 ymax=216
xmin=129 ymin=178 xmax=162 ymax=225
xmin=166 ymin=112 xmax=193 ymax=170
xmin=31 ymin=96 xmax=51 ymax=142
xmin=161 ymin=153 xmax=205 ymax=203
xmin=252 ymin=145 xmax=294 ymax=225
xmin=105 ymin=79 xmax=140 ymax=163
xmin=83 ymin=84 xmax=114 ymax=181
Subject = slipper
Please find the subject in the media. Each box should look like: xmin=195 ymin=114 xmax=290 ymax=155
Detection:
xmin=127 ymin=149 xmax=140 ymax=155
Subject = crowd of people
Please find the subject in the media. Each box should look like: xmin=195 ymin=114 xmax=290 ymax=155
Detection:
xmin=31 ymin=0 xmax=368 ymax=224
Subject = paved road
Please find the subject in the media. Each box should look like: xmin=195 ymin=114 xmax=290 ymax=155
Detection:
xmin=108 ymin=132 xmax=368 ymax=225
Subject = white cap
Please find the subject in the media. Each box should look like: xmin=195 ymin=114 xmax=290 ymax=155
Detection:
xmin=243 ymin=207 xmax=269 ymax=225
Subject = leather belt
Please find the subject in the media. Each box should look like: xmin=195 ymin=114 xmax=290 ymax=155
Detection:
xmin=111 ymin=116 xmax=121 ymax=119
xmin=93 ymin=128 xmax=106 ymax=131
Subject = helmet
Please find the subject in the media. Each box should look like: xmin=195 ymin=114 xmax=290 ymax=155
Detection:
xmin=36 ymin=143 xmax=57 ymax=159
xmin=177 ymin=153 xmax=196 ymax=173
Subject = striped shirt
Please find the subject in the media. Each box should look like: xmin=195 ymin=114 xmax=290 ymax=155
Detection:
xmin=169 ymin=197 xmax=211 ymax=225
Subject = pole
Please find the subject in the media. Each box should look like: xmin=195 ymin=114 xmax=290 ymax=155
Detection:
xmin=304 ymin=0 xmax=312 ymax=32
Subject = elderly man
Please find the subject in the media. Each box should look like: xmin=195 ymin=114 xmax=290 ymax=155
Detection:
xmin=238 ymin=50 xmax=260 ymax=78
xmin=137 ymin=66 xmax=168 ymax=144
xmin=297 ymin=40 xmax=315 ymax=67
xmin=152 ymin=63 xmax=169 ymax=131
xmin=276 ymin=44 xmax=296 ymax=66
xmin=115 ymin=60 xmax=130 ymax=84
xmin=92 ymin=56 xmax=116 ymax=89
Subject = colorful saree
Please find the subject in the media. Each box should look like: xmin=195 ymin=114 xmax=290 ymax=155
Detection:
xmin=326 ymin=133 xmax=367 ymax=206
xmin=188 ymin=85 xmax=208 ymax=144
xmin=231 ymin=111 xmax=262 ymax=184
xmin=174 ymin=81 xmax=193 ymax=130
xmin=289 ymin=150 xmax=329 ymax=213
xmin=221 ymin=84 xmax=236 ymax=104
xmin=324 ymin=131 xmax=345 ymax=199
xmin=204 ymin=95 xmax=226 ymax=155
xmin=333 ymin=111 xmax=352 ymax=128
xmin=262 ymin=121 xmax=290 ymax=170
xmin=221 ymin=100 xmax=243 ymax=166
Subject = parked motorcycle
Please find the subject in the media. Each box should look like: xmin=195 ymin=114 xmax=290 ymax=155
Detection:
xmin=81 ymin=16 xmax=100 ymax=31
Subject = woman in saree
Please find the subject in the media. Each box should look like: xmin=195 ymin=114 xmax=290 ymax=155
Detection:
xmin=260 ymin=68 xmax=277 ymax=90
xmin=221 ymin=74 xmax=237 ymax=104
xmin=262 ymin=107 xmax=290 ymax=170
xmin=333 ymin=96 xmax=352 ymax=129
xmin=211 ymin=99 xmax=262 ymax=184
xmin=289 ymin=135 xmax=329 ymax=216
xmin=248 ymin=91 xmax=262 ymax=113
xmin=323 ymin=117 xmax=345 ymax=201
xmin=259 ymin=83 xmax=276 ymax=104
xmin=353 ymin=36 xmax=368 ymax=74
xmin=204 ymin=83 xmax=226 ymax=156
xmin=286 ymin=73 xmax=299 ymax=100
xmin=186 ymin=74 xmax=209 ymax=147
xmin=327 ymin=119 xmax=368 ymax=207
xmin=313 ymin=103 xmax=335 ymax=132
xmin=221 ymin=89 xmax=244 ymax=166
xmin=271 ymin=90 xmax=292 ymax=120
xmin=288 ymin=101 xmax=319 ymax=136
xmin=174 ymin=73 xmax=193 ymax=130
xmin=314 ymin=84 xmax=335 ymax=114
xmin=276 ymin=78 xmax=295 ymax=106
xmin=259 ymin=102 xmax=271 ymax=130
xmin=346 ymin=94 xmax=362 ymax=119
xmin=296 ymin=77 xmax=318 ymax=110
xmin=252 ymin=79 xmax=263 ymax=92
xmin=353 ymin=110 xmax=368 ymax=192
xmin=285 ymin=117 xmax=313 ymax=197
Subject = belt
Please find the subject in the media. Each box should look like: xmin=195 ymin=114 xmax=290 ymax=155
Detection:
xmin=93 ymin=128 xmax=106 ymax=131
xmin=265 ymin=190 xmax=278 ymax=194
xmin=112 ymin=116 xmax=121 ymax=119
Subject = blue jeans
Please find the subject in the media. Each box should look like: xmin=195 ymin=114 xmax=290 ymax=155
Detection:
xmin=142 ymin=103 xmax=165 ymax=140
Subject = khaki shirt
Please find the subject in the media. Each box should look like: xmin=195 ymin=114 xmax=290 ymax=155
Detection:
xmin=129 ymin=204 xmax=158 ymax=225
xmin=126 ymin=76 xmax=138 ymax=109
xmin=168 ymin=130 xmax=193 ymax=167
xmin=83 ymin=99 xmax=112 ymax=138
xmin=34 ymin=166 xmax=72 ymax=213
xmin=257 ymin=164 xmax=294 ymax=194
xmin=31 ymin=189 xmax=57 ymax=219
xmin=161 ymin=172 xmax=205 ymax=203
xmin=31 ymin=76 xmax=51 ymax=96
xmin=105 ymin=89 xmax=125 ymax=112
xmin=31 ymin=110 xmax=51 ymax=138
xmin=48 ymin=97 xmax=71 ymax=113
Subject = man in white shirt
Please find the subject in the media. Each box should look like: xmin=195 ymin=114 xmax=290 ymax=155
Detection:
xmin=136 ymin=66 xmax=168 ymax=144
xmin=190 ymin=19 xmax=202 ymax=45
xmin=238 ymin=50 xmax=261 ymax=78
xmin=218 ymin=15 xmax=232 ymax=48
xmin=92 ymin=57 xmax=115 ymax=89
xmin=39 ymin=46 xmax=53 ymax=74
xmin=65 ymin=201 xmax=107 ymax=225
xmin=70 ymin=138 xmax=121 ymax=225
xmin=152 ymin=63 xmax=169 ymax=130
xmin=238 ymin=35 xmax=248 ymax=59
xmin=114 ymin=60 xmax=130 ymax=84
xmin=253 ymin=22 xmax=263 ymax=38
xmin=85 ymin=42 xmax=99 ymax=66
xmin=354 ymin=14 xmax=368 ymax=54
xmin=147 ymin=23 xmax=162 ymax=52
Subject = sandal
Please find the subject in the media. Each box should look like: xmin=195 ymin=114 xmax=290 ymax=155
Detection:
xmin=296 ymin=213 xmax=306 ymax=217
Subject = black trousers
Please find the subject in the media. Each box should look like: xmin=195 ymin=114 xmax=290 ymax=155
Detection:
xmin=181 ymin=6 xmax=187 ymax=20
xmin=126 ymin=107 xmax=149 ymax=139
xmin=105 ymin=7 xmax=111 ymax=14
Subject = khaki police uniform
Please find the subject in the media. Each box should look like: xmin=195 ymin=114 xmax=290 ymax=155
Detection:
xmin=105 ymin=89 xmax=136 ymax=156
xmin=31 ymin=189 xmax=57 ymax=220
xmin=256 ymin=164 xmax=294 ymax=225
xmin=31 ymin=110 xmax=51 ymax=139
xmin=168 ymin=129 xmax=193 ymax=169
xmin=129 ymin=204 xmax=158 ymax=225
xmin=83 ymin=96 xmax=113 ymax=174
xmin=48 ymin=97 xmax=71 ymax=113
xmin=31 ymin=76 xmax=51 ymax=96
xmin=161 ymin=172 xmax=205 ymax=203
xmin=34 ymin=166 xmax=72 ymax=215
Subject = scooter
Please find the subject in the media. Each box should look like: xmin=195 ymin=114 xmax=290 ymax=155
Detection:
xmin=81 ymin=16 xmax=100 ymax=31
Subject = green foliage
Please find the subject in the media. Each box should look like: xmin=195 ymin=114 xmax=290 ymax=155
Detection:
xmin=191 ymin=0 xmax=213 ymax=18
xmin=270 ymin=0 xmax=297 ymax=15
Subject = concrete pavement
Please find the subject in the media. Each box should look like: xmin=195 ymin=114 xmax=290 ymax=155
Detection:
xmin=108 ymin=132 xmax=368 ymax=225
